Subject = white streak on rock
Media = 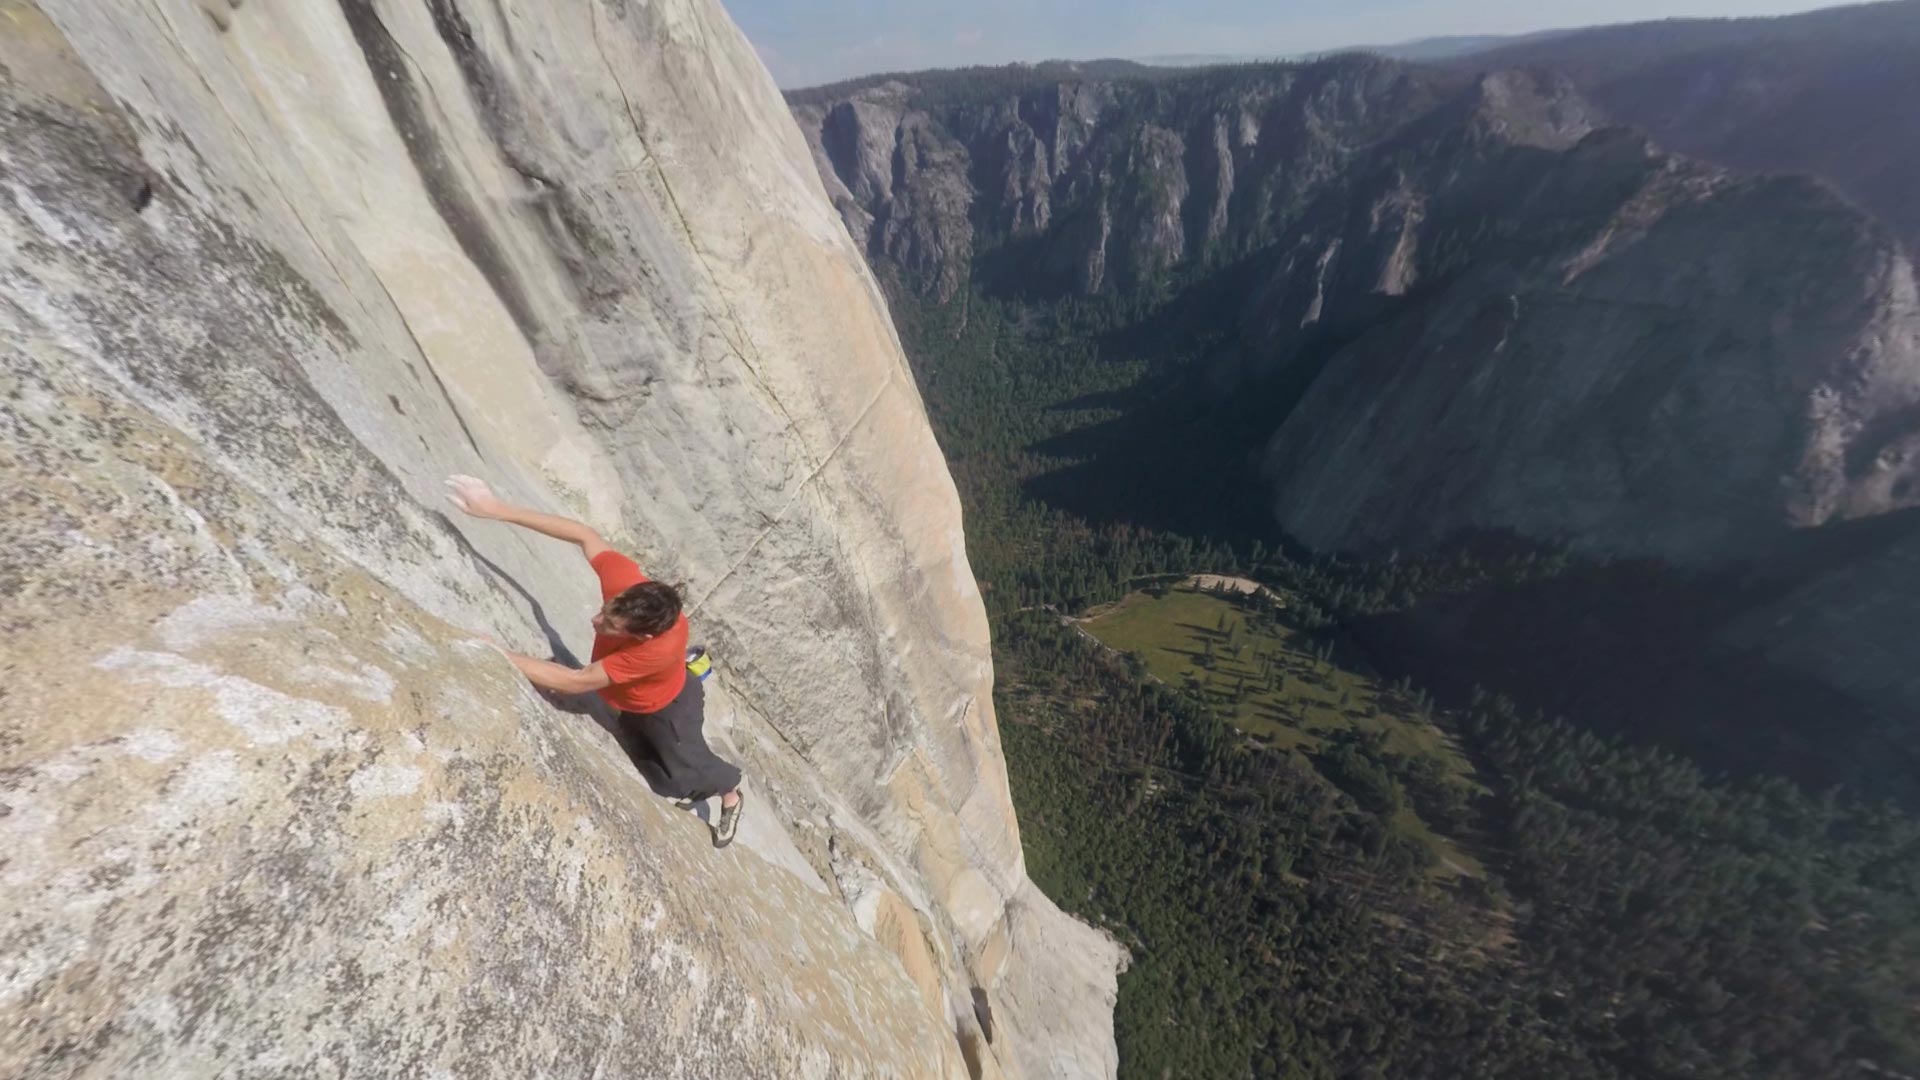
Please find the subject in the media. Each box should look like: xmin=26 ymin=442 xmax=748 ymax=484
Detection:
xmin=117 ymin=727 xmax=185 ymax=763
xmin=93 ymin=648 xmax=348 ymax=746
xmin=348 ymin=764 xmax=424 ymax=801
xmin=154 ymin=594 xmax=294 ymax=650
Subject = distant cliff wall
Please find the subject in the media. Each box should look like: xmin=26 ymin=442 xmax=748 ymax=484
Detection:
xmin=793 ymin=61 xmax=1920 ymax=567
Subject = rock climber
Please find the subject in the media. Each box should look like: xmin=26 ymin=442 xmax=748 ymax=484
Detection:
xmin=445 ymin=475 xmax=745 ymax=848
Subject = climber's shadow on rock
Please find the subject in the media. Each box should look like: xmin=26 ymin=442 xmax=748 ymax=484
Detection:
xmin=438 ymin=510 xmax=682 ymax=802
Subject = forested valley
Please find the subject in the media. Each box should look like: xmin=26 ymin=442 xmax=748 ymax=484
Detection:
xmin=784 ymin=27 xmax=1920 ymax=1073
xmin=881 ymin=273 xmax=1920 ymax=1078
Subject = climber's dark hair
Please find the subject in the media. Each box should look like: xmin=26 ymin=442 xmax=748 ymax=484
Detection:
xmin=607 ymin=581 xmax=683 ymax=637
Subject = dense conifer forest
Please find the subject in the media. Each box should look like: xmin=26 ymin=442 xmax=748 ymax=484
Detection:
xmin=882 ymin=268 xmax=1920 ymax=1078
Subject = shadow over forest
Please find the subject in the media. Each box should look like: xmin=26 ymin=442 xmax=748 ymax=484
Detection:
xmin=1351 ymin=508 xmax=1920 ymax=809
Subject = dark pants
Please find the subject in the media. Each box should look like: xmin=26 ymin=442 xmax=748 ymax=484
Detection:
xmin=618 ymin=676 xmax=741 ymax=800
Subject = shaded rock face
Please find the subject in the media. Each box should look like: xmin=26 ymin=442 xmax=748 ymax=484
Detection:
xmin=1454 ymin=0 xmax=1920 ymax=252
xmin=1243 ymin=78 xmax=1920 ymax=565
xmin=0 ymin=1 xmax=1119 ymax=1077
xmin=815 ymin=91 xmax=977 ymax=302
xmin=1720 ymin=516 xmax=1920 ymax=723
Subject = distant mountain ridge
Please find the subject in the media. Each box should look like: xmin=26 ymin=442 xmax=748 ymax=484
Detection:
xmin=791 ymin=56 xmax=1472 ymax=300
xmin=787 ymin=28 xmax=1920 ymax=730
xmin=1450 ymin=0 xmax=1920 ymax=250
xmin=788 ymin=6 xmax=1920 ymax=568
xmin=993 ymin=2 xmax=1920 ymax=252
xmin=1135 ymin=29 xmax=1570 ymax=65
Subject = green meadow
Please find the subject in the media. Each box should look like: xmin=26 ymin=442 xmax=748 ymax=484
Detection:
xmin=1082 ymin=583 xmax=1484 ymax=876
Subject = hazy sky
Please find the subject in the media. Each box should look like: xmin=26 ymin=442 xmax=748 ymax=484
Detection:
xmin=726 ymin=0 xmax=1851 ymax=87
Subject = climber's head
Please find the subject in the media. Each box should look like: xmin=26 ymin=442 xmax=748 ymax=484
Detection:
xmin=595 ymin=580 xmax=683 ymax=640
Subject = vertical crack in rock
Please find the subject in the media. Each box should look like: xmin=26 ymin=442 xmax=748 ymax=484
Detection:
xmin=692 ymin=375 xmax=899 ymax=613
xmin=134 ymin=0 xmax=492 ymax=483
xmin=584 ymin=0 xmax=805 ymax=442
xmin=359 ymin=267 xmax=487 ymax=459
xmin=417 ymin=0 xmax=624 ymax=315
xmin=336 ymin=0 xmax=542 ymax=341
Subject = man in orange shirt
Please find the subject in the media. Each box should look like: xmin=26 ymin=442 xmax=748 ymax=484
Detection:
xmin=446 ymin=475 xmax=744 ymax=848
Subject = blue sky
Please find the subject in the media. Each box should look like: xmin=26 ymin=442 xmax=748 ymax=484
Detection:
xmin=725 ymin=0 xmax=1851 ymax=87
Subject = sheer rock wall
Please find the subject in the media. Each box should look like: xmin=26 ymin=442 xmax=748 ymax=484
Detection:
xmin=0 ymin=1 xmax=1120 ymax=1076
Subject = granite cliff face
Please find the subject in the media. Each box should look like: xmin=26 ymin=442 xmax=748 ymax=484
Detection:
xmin=0 ymin=1 xmax=1120 ymax=1077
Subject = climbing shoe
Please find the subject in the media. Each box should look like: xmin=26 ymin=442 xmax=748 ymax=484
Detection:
xmin=672 ymin=797 xmax=698 ymax=811
xmin=713 ymin=793 xmax=743 ymax=849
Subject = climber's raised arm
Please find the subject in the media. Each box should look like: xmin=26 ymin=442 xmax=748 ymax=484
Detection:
xmin=445 ymin=475 xmax=611 ymax=561
xmin=453 ymin=471 xmax=747 ymax=848
xmin=494 ymin=650 xmax=614 ymax=696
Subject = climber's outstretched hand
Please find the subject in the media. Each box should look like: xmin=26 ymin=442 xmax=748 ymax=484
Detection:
xmin=445 ymin=474 xmax=506 ymax=519
xmin=461 ymin=634 xmax=510 ymax=656
xmin=443 ymin=474 xmax=611 ymax=559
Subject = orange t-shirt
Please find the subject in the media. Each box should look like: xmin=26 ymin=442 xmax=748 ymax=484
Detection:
xmin=589 ymin=551 xmax=689 ymax=714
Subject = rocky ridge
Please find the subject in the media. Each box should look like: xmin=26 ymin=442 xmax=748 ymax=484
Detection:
xmin=791 ymin=52 xmax=1920 ymax=747
xmin=1452 ymin=0 xmax=1920 ymax=252
xmin=0 ymin=1 xmax=1120 ymax=1076
xmin=791 ymin=57 xmax=1463 ymax=300
xmin=790 ymin=58 xmax=1920 ymax=567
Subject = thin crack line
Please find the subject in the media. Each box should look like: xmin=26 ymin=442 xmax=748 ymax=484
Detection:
xmin=140 ymin=3 xmax=372 ymax=326
xmin=585 ymin=1 xmax=804 ymax=440
xmin=140 ymin=1 xmax=484 ymax=460
xmin=691 ymin=374 xmax=898 ymax=613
